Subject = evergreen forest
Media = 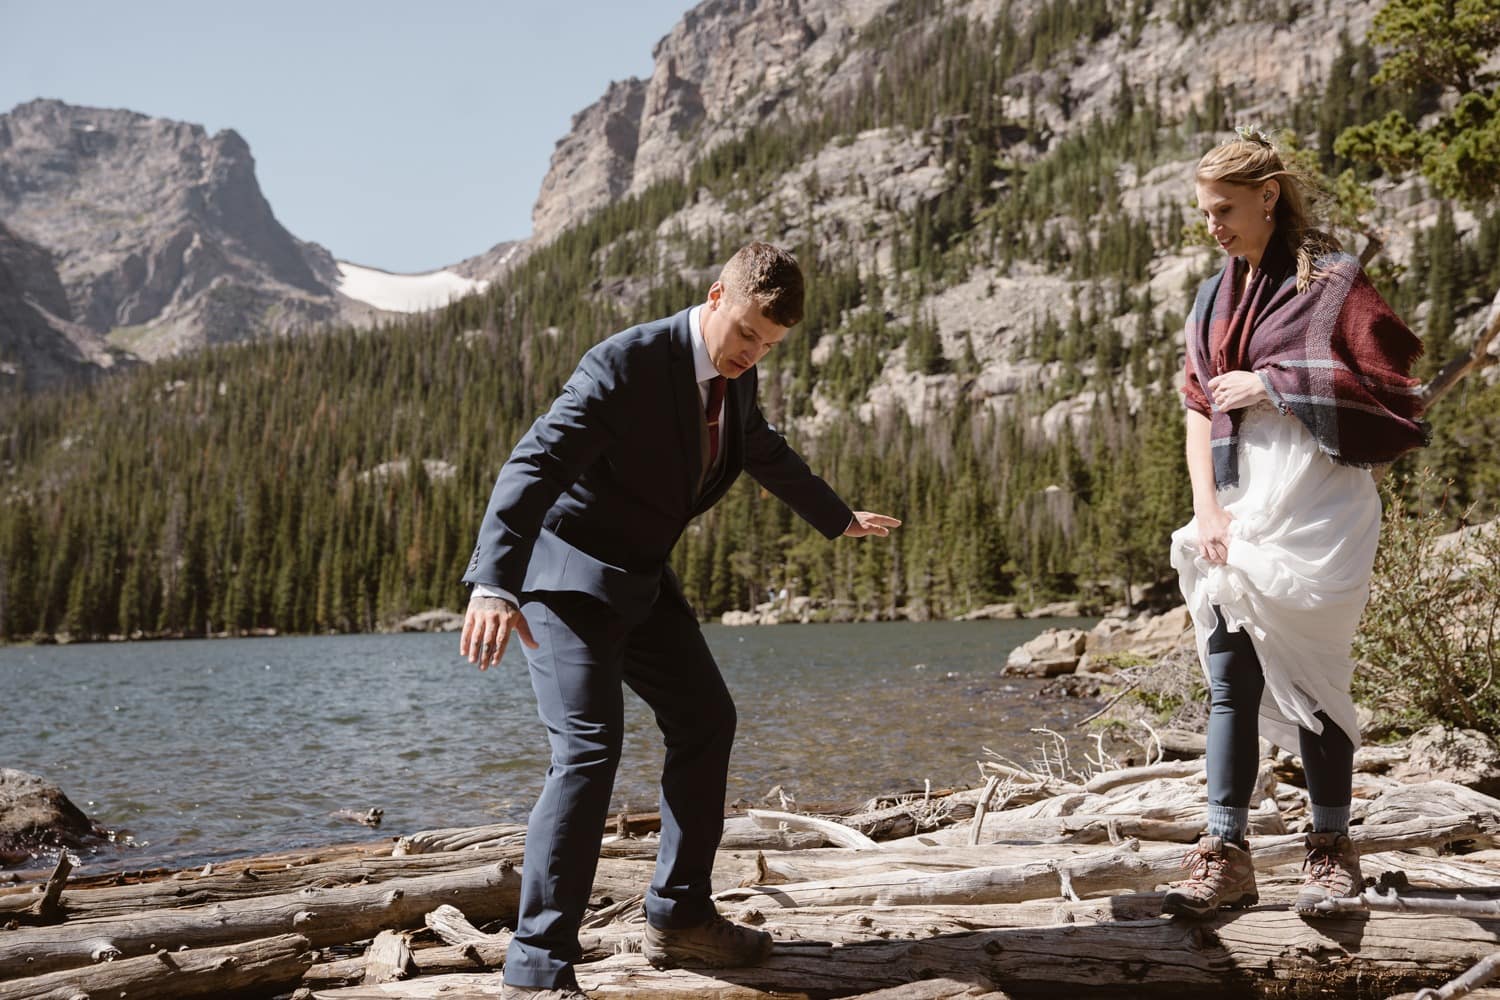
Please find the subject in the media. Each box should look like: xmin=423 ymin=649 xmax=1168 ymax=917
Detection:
xmin=2 ymin=0 xmax=1498 ymax=641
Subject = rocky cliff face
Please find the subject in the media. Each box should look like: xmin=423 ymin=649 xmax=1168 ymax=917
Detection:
xmin=530 ymin=0 xmax=1377 ymax=246
xmin=531 ymin=0 xmax=897 ymax=243
xmin=0 ymin=222 xmax=122 ymax=391
xmin=526 ymin=0 xmax=1479 ymax=436
xmin=0 ymin=100 xmax=359 ymax=364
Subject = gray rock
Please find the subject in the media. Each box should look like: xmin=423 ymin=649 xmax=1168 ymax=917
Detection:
xmin=956 ymin=602 xmax=1021 ymax=621
xmin=1002 ymin=627 xmax=1088 ymax=677
xmin=1026 ymin=600 xmax=1085 ymax=619
xmin=529 ymin=0 xmax=899 ymax=244
xmin=0 ymin=221 xmax=132 ymax=390
xmin=397 ymin=610 xmax=464 ymax=633
xmin=0 ymin=769 xmax=105 ymax=863
xmin=1391 ymin=726 xmax=1500 ymax=798
xmin=1078 ymin=606 xmax=1193 ymax=672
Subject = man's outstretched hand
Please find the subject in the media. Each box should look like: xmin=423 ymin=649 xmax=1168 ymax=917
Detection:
xmin=460 ymin=594 xmax=538 ymax=670
xmin=844 ymin=511 xmax=902 ymax=538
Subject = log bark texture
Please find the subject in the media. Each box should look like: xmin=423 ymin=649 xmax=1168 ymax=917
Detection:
xmin=717 ymin=815 xmax=1489 ymax=909
xmin=307 ymin=909 xmax=1500 ymax=998
xmin=0 ymin=933 xmax=313 ymax=1000
xmin=0 ymin=849 xmax=656 ymax=924
xmin=0 ymin=862 xmax=518 ymax=979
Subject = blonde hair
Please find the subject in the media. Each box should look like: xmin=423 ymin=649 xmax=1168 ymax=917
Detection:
xmin=1196 ymin=129 xmax=1339 ymax=292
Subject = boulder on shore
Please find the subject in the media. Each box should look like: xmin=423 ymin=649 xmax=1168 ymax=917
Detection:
xmin=1002 ymin=628 xmax=1089 ymax=677
xmin=0 ymin=769 xmax=106 ymax=865
xmin=1078 ymin=605 xmax=1193 ymax=673
xmin=956 ymin=602 xmax=1021 ymax=621
xmin=1025 ymin=600 xmax=1085 ymax=618
xmin=397 ymin=610 xmax=464 ymax=633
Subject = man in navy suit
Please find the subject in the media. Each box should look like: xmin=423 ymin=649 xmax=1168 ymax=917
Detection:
xmin=460 ymin=243 xmax=899 ymax=999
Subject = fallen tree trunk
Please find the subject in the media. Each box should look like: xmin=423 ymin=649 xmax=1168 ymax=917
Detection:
xmin=717 ymin=815 xmax=1491 ymax=909
xmin=393 ymin=823 xmax=528 ymax=855
xmin=748 ymin=810 xmax=879 ymax=849
xmin=719 ymin=896 xmax=1173 ymax=944
xmin=307 ymin=908 xmax=1500 ymax=999
xmin=843 ymin=979 xmax=1008 ymax=999
xmin=0 ymin=861 xmax=519 ymax=979
xmin=1082 ymin=761 xmax=1204 ymax=794
xmin=0 ymin=849 xmax=657 ymax=925
xmin=304 ymin=938 xmax=516 ymax=992
xmin=894 ymin=813 xmax=1209 ymax=846
xmin=0 ymin=933 xmax=313 ymax=1000
xmin=0 ymin=846 xmax=523 ymax=922
xmin=740 ymin=842 xmax=1130 ymax=886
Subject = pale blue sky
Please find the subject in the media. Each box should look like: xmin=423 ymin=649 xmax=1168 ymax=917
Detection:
xmin=0 ymin=0 xmax=694 ymax=272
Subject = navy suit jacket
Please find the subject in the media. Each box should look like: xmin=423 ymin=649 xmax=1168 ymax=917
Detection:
xmin=462 ymin=308 xmax=853 ymax=622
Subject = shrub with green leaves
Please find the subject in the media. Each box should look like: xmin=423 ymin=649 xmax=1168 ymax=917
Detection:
xmin=1354 ymin=471 xmax=1500 ymax=733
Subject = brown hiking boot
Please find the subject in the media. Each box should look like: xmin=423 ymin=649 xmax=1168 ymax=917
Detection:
xmin=642 ymin=911 xmax=774 ymax=968
xmin=501 ymin=986 xmax=591 ymax=1000
xmin=1294 ymin=831 xmax=1364 ymax=916
xmin=1162 ymin=835 xmax=1259 ymax=918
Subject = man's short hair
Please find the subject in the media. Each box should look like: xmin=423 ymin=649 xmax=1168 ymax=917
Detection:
xmin=719 ymin=242 xmax=804 ymax=327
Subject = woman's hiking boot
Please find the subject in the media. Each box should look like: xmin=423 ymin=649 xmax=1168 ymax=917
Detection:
xmin=1162 ymin=835 xmax=1259 ymax=918
xmin=1293 ymin=831 xmax=1363 ymax=916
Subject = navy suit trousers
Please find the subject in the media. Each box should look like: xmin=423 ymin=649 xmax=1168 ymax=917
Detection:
xmin=503 ymin=581 xmax=736 ymax=989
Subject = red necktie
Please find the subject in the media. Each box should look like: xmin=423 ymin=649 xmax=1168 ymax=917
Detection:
xmin=705 ymin=375 xmax=727 ymax=466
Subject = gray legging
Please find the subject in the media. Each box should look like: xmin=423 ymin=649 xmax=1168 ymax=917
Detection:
xmin=1206 ymin=608 xmax=1352 ymax=809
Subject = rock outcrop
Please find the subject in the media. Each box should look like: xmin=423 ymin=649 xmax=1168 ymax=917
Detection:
xmin=0 ymin=222 xmax=134 ymax=390
xmin=0 ymin=100 xmax=364 ymax=362
xmin=525 ymin=0 xmax=1423 ymax=441
xmin=530 ymin=0 xmax=897 ymax=243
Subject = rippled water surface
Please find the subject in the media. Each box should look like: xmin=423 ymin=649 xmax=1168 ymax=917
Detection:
xmin=0 ymin=620 xmax=1096 ymax=871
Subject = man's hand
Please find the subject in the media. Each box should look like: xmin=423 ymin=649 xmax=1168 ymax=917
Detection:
xmin=460 ymin=594 xmax=538 ymax=671
xmin=844 ymin=511 xmax=902 ymax=538
xmin=1206 ymin=370 xmax=1268 ymax=412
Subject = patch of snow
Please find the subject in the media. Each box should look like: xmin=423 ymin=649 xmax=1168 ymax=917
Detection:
xmin=336 ymin=261 xmax=488 ymax=313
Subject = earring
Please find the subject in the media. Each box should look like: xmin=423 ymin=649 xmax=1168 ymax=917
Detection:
xmin=1264 ymin=213 xmax=1273 ymax=222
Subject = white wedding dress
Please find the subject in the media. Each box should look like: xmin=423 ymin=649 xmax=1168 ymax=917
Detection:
xmin=1170 ymin=402 xmax=1382 ymax=751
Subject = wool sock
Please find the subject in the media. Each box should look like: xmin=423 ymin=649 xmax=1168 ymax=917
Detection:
xmin=1310 ymin=803 xmax=1350 ymax=835
xmin=1207 ymin=803 xmax=1250 ymax=845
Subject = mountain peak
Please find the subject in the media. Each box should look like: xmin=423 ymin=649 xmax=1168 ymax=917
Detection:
xmin=0 ymin=98 xmax=358 ymax=368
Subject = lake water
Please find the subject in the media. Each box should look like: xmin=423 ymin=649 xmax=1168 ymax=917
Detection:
xmin=0 ymin=620 xmax=1097 ymax=873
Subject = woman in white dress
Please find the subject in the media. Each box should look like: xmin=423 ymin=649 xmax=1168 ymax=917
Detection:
xmin=1160 ymin=130 xmax=1427 ymax=919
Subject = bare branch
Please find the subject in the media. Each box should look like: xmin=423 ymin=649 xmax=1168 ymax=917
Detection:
xmin=1421 ymin=288 xmax=1500 ymax=409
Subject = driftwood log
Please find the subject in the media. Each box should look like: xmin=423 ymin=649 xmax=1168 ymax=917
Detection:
xmin=308 ymin=907 xmax=1500 ymax=999
xmin=0 ymin=847 xmax=660 ymax=926
xmin=11 ymin=726 xmax=1500 ymax=1000
xmin=738 ymin=842 xmax=1130 ymax=885
xmin=748 ymin=810 xmax=880 ymax=849
xmin=362 ymin=929 xmax=417 ymax=984
xmin=393 ymin=812 xmax=828 ymax=855
xmin=716 ymin=815 xmax=1489 ymax=909
xmin=0 ymin=933 xmax=314 ymax=1000
xmin=0 ymin=861 xmax=519 ymax=979
xmin=0 ymin=846 xmax=520 ymax=923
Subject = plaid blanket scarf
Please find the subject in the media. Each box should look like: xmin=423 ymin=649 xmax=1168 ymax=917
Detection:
xmin=1182 ymin=238 xmax=1428 ymax=489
